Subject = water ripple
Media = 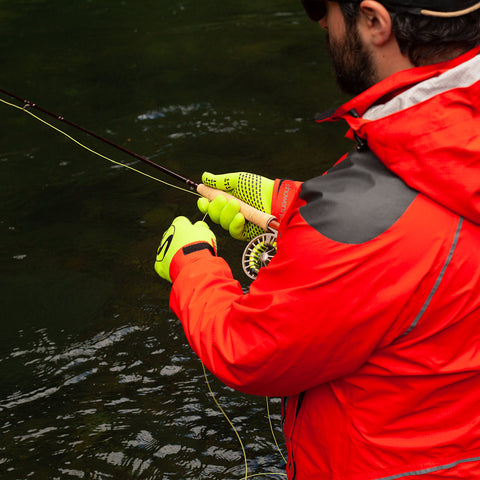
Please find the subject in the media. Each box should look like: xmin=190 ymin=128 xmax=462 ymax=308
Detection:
xmin=137 ymin=102 xmax=251 ymax=137
xmin=0 ymin=320 xmax=286 ymax=479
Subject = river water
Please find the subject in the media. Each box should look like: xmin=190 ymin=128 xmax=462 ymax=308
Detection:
xmin=0 ymin=1 xmax=351 ymax=478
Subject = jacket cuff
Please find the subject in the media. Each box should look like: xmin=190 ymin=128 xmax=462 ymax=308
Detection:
xmin=271 ymin=178 xmax=301 ymax=221
xmin=170 ymin=241 xmax=216 ymax=282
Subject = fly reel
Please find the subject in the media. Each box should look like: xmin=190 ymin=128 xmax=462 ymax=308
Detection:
xmin=242 ymin=232 xmax=277 ymax=280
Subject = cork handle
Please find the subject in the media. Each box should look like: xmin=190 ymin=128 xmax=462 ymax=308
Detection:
xmin=196 ymin=183 xmax=279 ymax=232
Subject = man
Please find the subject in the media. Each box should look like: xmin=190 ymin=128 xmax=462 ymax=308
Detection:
xmin=154 ymin=0 xmax=480 ymax=478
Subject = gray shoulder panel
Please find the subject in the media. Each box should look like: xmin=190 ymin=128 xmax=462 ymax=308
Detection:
xmin=299 ymin=149 xmax=417 ymax=244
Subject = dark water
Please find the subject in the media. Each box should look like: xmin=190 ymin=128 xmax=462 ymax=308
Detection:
xmin=0 ymin=1 xmax=351 ymax=478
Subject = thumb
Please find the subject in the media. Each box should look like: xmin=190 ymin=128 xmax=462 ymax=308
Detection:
xmin=201 ymin=171 xmax=239 ymax=192
xmin=171 ymin=216 xmax=192 ymax=229
xmin=193 ymin=220 xmax=211 ymax=230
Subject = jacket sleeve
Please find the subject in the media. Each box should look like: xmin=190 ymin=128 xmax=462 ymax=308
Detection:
xmin=169 ymin=179 xmax=431 ymax=397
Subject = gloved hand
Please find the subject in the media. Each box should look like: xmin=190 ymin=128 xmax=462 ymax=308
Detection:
xmin=154 ymin=216 xmax=217 ymax=282
xmin=198 ymin=171 xmax=274 ymax=241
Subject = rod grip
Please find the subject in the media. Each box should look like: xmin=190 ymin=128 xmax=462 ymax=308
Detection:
xmin=196 ymin=183 xmax=279 ymax=232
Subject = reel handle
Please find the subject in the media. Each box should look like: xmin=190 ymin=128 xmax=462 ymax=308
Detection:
xmin=196 ymin=183 xmax=279 ymax=232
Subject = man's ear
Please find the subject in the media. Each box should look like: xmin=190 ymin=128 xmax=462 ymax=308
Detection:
xmin=358 ymin=0 xmax=393 ymax=46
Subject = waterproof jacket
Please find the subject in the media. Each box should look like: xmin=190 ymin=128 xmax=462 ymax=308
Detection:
xmin=168 ymin=46 xmax=480 ymax=479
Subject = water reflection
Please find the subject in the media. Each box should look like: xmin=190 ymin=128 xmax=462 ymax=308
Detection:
xmin=137 ymin=103 xmax=251 ymax=138
xmin=0 ymin=320 xmax=286 ymax=479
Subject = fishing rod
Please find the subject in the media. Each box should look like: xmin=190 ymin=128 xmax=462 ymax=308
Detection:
xmin=0 ymin=87 xmax=197 ymax=190
xmin=0 ymin=89 xmax=287 ymax=476
xmin=1 ymin=88 xmax=279 ymax=278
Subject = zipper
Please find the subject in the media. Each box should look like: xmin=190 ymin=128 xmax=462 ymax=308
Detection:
xmin=281 ymin=396 xmax=288 ymax=430
xmin=285 ymin=391 xmax=305 ymax=479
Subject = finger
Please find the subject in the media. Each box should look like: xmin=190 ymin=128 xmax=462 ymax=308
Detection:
xmin=193 ymin=220 xmax=211 ymax=230
xmin=208 ymin=195 xmax=227 ymax=224
xmin=229 ymin=212 xmax=246 ymax=240
xmin=219 ymin=198 xmax=241 ymax=230
xmin=171 ymin=216 xmax=191 ymax=228
xmin=192 ymin=221 xmax=217 ymax=251
xmin=197 ymin=197 xmax=210 ymax=214
xmin=202 ymin=171 xmax=238 ymax=192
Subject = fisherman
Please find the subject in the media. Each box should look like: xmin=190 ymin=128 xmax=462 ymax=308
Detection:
xmin=154 ymin=0 xmax=480 ymax=478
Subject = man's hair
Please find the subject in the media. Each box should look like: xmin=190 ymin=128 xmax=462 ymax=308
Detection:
xmin=339 ymin=2 xmax=480 ymax=65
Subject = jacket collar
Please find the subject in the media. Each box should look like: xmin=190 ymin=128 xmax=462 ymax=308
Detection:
xmin=315 ymin=44 xmax=480 ymax=126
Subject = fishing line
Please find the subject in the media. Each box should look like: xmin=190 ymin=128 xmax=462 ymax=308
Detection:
xmin=1 ymin=88 xmax=280 ymax=277
xmin=202 ymin=363 xmax=287 ymax=479
xmin=0 ymin=96 xmax=199 ymax=197
xmin=0 ymin=89 xmax=279 ymax=238
xmin=2 ymin=88 xmax=285 ymax=478
xmin=246 ymin=474 xmax=287 ymax=479
xmin=266 ymin=397 xmax=287 ymax=465
xmin=202 ymin=362 xmax=249 ymax=479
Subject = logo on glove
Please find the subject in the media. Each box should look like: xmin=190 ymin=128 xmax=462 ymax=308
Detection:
xmin=157 ymin=226 xmax=175 ymax=261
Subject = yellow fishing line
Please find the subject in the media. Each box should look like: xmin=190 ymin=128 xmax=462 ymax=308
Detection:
xmin=2 ymin=94 xmax=287 ymax=479
xmin=266 ymin=397 xmax=287 ymax=465
xmin=202 ymin=363 xmax=288 ymax=479
xmin=245 ymin=474 xmax=287 ymax=479
xmin=202 ymin=362 xmax=249 ymax=479
xmin=0 ymin=97 xmax=199 ymax=197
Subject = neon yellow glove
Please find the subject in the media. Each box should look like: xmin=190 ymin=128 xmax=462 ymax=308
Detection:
xmin=154 ymin=216 xmax=217 ymax=282
xmin=198 ymin=171 xmax=274 ymax=241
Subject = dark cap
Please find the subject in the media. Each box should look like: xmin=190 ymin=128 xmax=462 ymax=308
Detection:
xmin=301 ymin=0 xmax=480 ymax=21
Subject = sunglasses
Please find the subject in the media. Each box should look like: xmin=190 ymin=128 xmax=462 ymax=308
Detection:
xmin=301 ymin=0 xmax=328 ymax=21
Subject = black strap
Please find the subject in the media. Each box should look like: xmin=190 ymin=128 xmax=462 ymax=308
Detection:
xmin=182 ymin=242 xmax=215 ymax=257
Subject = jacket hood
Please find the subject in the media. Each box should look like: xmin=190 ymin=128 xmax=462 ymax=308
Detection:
xmin=320 ymin=46 xmax=480 ymax=225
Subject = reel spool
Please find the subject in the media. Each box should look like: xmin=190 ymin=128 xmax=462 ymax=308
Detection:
xmin=242 ymin=232 xmax=277 ymax=280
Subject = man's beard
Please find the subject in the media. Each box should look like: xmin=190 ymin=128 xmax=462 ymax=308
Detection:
xmin=326 ymin=25 xmax=377 ymax=96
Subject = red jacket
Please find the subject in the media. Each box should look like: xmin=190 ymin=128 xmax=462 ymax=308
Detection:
xmin=168 ymin=46 xmax=480 ymax=479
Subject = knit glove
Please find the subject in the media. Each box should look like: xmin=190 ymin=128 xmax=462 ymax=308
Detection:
xmin=154 ymin=216 xmax=217 ymax=282
xmin=198 ymin=171 xmax=274 ymax=240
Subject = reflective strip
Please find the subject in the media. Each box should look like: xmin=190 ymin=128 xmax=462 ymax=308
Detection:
xmin=375 ymin=455 xmax=480 ymax=479
xmin=403 ymin=217 xmax=463 ymax=336
xmin=364 ymin=54 xmax=480 ymax=121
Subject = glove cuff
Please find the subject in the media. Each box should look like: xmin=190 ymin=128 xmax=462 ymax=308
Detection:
xmin=170 ymin=241 xmax=216 ymax=282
